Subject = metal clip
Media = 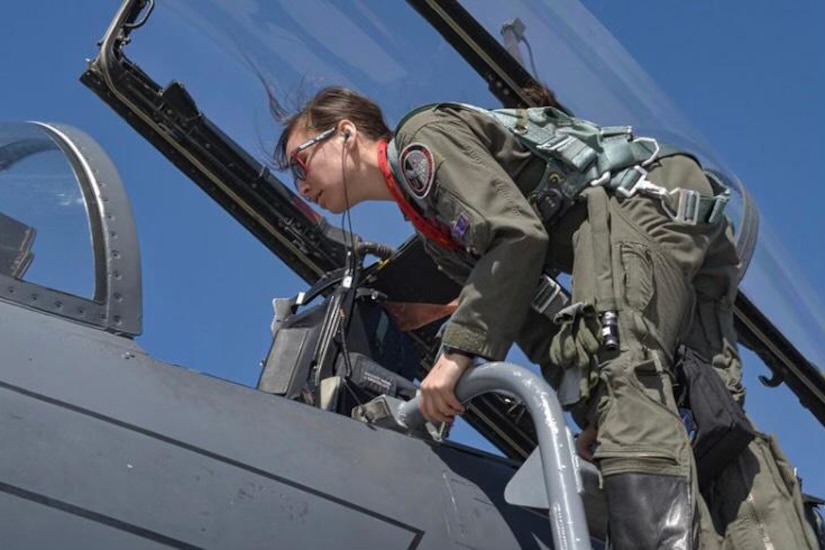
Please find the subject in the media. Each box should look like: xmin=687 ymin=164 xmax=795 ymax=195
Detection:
xmin=632 ymin=136 xmax=661 ymax=167
xmin=514 ymin=108 xmax=529 ymax=135
xmin=707 ymin=194 xmax=729 ymax=224
xmin=531 ymin=274 xmax=568 ymax=320
xmin=615 ymin=165 xmax=668 ymax=200
xmin=588 ymin=171 xmax=611 ymax=187
xmin=664 ymin=188 xmax=701 ymax=225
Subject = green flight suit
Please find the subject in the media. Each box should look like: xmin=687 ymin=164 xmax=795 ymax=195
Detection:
xmin=391 ymin=103 xmax=816 ymax=549
xmin=683 ymin=237 xmax=818 ymax=549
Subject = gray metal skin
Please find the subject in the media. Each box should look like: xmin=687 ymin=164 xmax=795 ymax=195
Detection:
xmin=0 ymin=301 xmax=557 ymax=550
xmin=0 ymin=123 xmax=602 ymax=549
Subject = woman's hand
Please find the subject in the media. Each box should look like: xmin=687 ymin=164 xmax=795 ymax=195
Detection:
xmin=419 ymin=351 xmax=472 ymax=424
xmin=576 ymin=423 xmax=598 ymax=463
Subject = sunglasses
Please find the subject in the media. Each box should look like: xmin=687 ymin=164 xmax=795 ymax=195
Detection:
xmin=288 ymin=126 xmax=337 ymax=183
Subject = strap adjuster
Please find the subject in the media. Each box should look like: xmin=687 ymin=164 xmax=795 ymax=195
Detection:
xmin=663 ymin=189 xmax=728 ymax=225
xmin=538 ymin=134 xmax=598 ymax=171
xmin=532 ymin=274 xmax=568 ymax=320
xmin=664 ymin=188 xmax=702 ymax=225
xmin=707 ymin=194 xmax=729 ymax=224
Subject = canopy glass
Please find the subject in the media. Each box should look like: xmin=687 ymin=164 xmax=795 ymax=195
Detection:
xmin=122 ymin=0 xmax=825 ymax=369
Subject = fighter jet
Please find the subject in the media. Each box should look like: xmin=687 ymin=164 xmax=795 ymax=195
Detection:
xmin=1 ymin=1 xmax=823 ymax=548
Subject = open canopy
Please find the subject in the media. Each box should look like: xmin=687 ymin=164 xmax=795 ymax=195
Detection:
xmin=82 ymin=0 xmax=825 ymax=454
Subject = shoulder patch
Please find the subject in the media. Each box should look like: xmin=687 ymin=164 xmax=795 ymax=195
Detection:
xmin=399 ymin=143 xmax=435 ymax=200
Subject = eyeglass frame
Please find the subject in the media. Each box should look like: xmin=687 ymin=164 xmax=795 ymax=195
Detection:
xmin=288 ymin=126 xmax=337 ymax=183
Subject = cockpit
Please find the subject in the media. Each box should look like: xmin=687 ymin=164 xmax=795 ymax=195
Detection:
xmin=3 ymin=2 xmax=824 ymax=547
xmin=2 ymin=0 xmax=823 ymax=500
xmin=96 ymin=0 xmax=825 ymax=373
xmin=0 ymin=122 xmax=141 ymax=336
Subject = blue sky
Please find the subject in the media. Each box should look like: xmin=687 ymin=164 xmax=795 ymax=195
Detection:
xmin=581 ymin=1 xmax=825 ymax=500
xmin=1 ymin=0 xmax=823 ymax=503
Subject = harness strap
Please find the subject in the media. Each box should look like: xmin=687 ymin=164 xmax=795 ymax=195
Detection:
xmin=482 ymin=105 xmax=730 ymax=226
xmin=378 ymin=140 xmax=459 ymax=250
xmin=582 ymin=186 xmax=618 ymax=314
xmin=610 ymin=164 xmax=730 ymax=225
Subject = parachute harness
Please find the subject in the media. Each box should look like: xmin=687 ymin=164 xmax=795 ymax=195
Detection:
xmin=465 ymin=103 xmax=730 ymax=227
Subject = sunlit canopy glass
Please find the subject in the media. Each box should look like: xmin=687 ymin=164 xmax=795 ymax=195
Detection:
xmin=130 ymin=0 xmax=825 ymax=368
xmin=0 ymin=122 xmax=95 ymax=299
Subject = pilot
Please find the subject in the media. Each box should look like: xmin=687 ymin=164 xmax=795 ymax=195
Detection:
xmin=273 ymin=85 xmax=817 ymax=550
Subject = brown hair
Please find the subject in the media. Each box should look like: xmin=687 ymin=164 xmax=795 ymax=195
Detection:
xmin=272 ymin=86 xmax=392 ymax=170
xmin=520 ymin=82 xmax=562 ymax=109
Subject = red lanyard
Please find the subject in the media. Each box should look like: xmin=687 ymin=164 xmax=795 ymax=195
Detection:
xmin=377 ymin=140 xmax=460 ymax=250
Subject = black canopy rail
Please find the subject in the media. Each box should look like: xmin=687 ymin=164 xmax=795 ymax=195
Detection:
xmin=734 ymin=293 xmax=825 ymax=424
xmin=406 ymin=0 xmax=573 ymax=114
xmin=82 ymin=0 xmax=348 ymax=285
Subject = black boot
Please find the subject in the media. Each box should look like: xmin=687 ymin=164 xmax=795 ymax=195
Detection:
xmin=603 ymin=473 xmax=697 ymax=550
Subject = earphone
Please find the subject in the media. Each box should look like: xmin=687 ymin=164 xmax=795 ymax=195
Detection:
xmin=343 ymin=129 xmax=352 ymax=141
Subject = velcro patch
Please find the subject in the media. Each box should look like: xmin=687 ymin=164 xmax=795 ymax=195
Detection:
xmin=451 ymin=213 xmax=470 ymax=244
xmin=399 ymin=143 xmax=435 ymax=199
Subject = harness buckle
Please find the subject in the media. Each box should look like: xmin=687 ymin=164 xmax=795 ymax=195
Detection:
xmin=664 ymin=188 xmax=702 ymax=225
xmin=615 ymin=165 xmax=668 ymax=200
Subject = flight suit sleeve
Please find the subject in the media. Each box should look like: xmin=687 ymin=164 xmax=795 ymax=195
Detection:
xmin=406 ymin=117 xmax=549 ymax=360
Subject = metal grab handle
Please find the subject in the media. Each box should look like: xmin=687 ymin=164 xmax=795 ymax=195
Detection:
xmin=398 ymin=362 xmax=591 ymax=550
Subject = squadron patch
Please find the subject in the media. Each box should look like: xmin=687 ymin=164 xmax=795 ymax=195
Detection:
xmin=399 ymin=143 xmax=435 ymax=199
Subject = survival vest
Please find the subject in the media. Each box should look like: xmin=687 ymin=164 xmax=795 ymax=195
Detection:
xmin=386 ymin=103 xmax=730 ymax=236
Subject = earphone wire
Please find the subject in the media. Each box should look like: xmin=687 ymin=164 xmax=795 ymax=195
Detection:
xmin=340 ymin=132 xmax=357 ymax=264
xmin=338 ymin=131 xmax=357 ymax=382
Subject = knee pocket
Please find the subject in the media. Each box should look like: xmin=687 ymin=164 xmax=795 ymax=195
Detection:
xmin=594 ymin=358 xmax=686 ymax=468
xmin=599 ymin=358 xmax=671 ymax=407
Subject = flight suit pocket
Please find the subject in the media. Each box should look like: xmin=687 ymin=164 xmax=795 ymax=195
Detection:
xmin=619 ymin=242 xmax=654 ymax=313
xmin=593 ymin=358 xmax=685 ymax=476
